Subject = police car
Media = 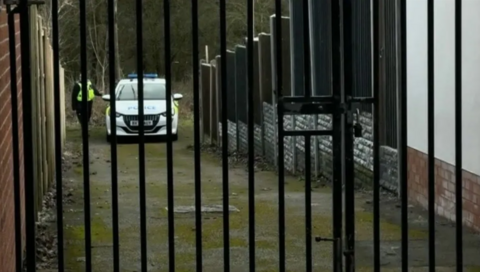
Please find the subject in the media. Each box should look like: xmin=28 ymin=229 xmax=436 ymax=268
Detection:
xmin=102 ymin=73 xmax=182 ymax=141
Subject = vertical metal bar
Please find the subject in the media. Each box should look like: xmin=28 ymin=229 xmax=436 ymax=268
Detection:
xmin=274 ymin=0 xmax=285 ymax=270
xmin=246 ymin=0 xmax=256 ymax=270
xmin=395 ymin=0 xmax=401 ymax=195
xmin=191 ymin=0 xmax=203 ymax=269
xmin=331 ymin=0 xmax=343 ymax=271
xmin=7 ymin=6 xmax=23 ymax=272
xmin=19 ymin=0 xmax=36 ymax=270
xmin=302 ymin=0 xmax=312 ymax=270
xmin=79 ymin=0 xmax=92 ymax=268
xmin=372 ymin=0 xmax=381 ymax=271
xmin=50 ymin=0 xmax=65 ymax=268
xmin=163 ymin=0 xmax=175 ymax=270
xmin=304 ymin=136 xmax=312 ymax=271
xmin=219 ymin=0 xmax=230 ymax=270
xmin=399 ymin=0 xmax=408 ymax=270
xmin=454 ymin=0 xmax=463 ymax=270
xmin=135 ymin=0 xmax=147 ymax=270
xmin=107 ymin=0 xmax=120 ymax=270
xmin=427 ymin=0 xmax=435 ymax=270
xmin=343 ymin=0 xmax=355 ymax=270
xmin=311 ymin=0 xmax=319 ymax=180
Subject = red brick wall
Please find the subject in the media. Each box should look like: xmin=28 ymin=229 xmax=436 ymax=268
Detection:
xmin=408 ymin=147 xmax=480 ymax=231
xmin=0 ymin=9 xmax=25 ymax=272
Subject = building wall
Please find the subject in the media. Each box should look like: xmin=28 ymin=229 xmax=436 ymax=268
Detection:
xmin=407 ymin=0 xmax=480 ymax=230
xmin=0 ymin=9 xmax=25 ymax=272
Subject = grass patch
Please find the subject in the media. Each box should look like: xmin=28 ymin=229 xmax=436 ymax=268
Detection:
xmin=355 ymin=211 xmax=428 ymax=240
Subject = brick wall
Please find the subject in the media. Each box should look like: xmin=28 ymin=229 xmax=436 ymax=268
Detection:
xmin=408 ymin=147 xmax=480 ymax=231
xmin=0 ymin=9 xmax=25 ymax=272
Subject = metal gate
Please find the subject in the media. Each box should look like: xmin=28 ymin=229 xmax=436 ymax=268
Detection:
xmin=3 ymin=0 xmax=470 ymax=271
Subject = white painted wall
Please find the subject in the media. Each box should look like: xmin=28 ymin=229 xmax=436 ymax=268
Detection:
xmin=407 ymin=0 xmax=480 ymax=175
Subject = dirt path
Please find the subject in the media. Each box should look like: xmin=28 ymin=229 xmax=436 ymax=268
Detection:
xmin=59 ymin=124 xmax=480 ymax=272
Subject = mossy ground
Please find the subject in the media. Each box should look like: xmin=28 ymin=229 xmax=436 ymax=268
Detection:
xmin=60 ymin=123 xmax=480 ymax=271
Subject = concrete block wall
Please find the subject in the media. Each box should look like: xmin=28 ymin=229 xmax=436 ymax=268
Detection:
xmin=220 ymin=102 xmax=399 ymax=192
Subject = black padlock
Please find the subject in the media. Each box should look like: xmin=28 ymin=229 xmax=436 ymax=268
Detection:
xmin=354 ymin=122 xmax=363 ymax=137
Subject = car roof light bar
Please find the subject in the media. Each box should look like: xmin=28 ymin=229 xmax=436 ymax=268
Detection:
xmin=127 ymin=73 xmax=159 ymax=79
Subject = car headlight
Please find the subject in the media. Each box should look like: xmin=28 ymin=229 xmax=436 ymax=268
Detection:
xmin=116 ymin=112 xmax=122 ymax=118
xmin=160 ymin=110 xmax=175 ymax=117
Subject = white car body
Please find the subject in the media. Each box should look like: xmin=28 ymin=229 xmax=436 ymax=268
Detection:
xmin=103 ymin=76 xmax=182 ymax=140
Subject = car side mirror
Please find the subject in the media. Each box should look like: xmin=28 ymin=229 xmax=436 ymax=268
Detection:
xmin=173 ymin=93 xmax=183 ymax=101
xmin=102 ymin=94 xmax=111 ymax=101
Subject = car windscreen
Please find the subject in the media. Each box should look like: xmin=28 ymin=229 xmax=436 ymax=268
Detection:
xmin=116 ymin=83 xmax=166 ymax=100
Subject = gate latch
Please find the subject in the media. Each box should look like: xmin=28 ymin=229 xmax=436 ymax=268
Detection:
xmin=353 ymin=108 xmax=363 ymax=138
xmin=315 ymin=236 xmax=336 ymax=242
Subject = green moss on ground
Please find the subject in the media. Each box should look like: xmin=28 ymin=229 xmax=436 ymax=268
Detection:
xmin=73 ymin=166 xmax=83 ymax=175
xmin=66 ymin=126 xmax=105 ymax=141
xmin=356 ymin=268 xmax=480 ymax=271
xmin=63 ymin=215 xmax=112 ymax=269
xmin=355 ymin=212 xmax=428 ymax=240
xmin=61 ymin=122 xmax=435 ymax=270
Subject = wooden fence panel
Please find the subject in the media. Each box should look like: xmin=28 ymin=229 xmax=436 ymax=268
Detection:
xmin=253 ymin=38 xmax=261 ymax=125
xmin=210 ymin=63 xmax=218 ymax=143
xmin=60 ymin=67 xmax=66 ymax=149
xmin=201 ymin=63 xmax=211 ymax=142
xmin=270 ymin=16 xmax=291 ymax=96
xmin=258 ymin=33 xmax=272 ymax=104
xmin=234 ymin=45 xmax=247 ymax=124
xmin=215 ymin=56 xmax=222 ymax=147
xmin=226 ymin=50 xmax=236 ymax=123
xmin=44 ymin=35 xmax=55 ymax=187
xmin=38 ymin=18 xmax=48 ymax=193
xmin=24 ymin=7 xmax=67 ymax=217
xmin=29 ymin=7 xmax=40 ymax=214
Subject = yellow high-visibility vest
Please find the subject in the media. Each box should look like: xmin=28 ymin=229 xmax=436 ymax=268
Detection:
xmin=76 ymin=80 xmax=95 ymax=101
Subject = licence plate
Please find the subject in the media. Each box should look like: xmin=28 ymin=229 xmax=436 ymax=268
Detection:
xmin=130 ymin=120 xmax=153 ymax=126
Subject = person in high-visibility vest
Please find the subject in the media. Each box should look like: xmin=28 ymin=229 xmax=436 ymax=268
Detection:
xmin=71 ymin=78 xmax=103 ymax=128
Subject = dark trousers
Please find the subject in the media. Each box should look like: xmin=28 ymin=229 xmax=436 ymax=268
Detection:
xmin=76 ymin=101 xmax=93 ymax=127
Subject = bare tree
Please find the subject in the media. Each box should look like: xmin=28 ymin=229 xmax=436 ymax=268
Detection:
xmin=114 ymin=0 xmax=121 ymax=80
xmin=40 ymin=0 xmax=281 ymax=83
xmin=87 ymin=0 xmax=108 ymax=91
